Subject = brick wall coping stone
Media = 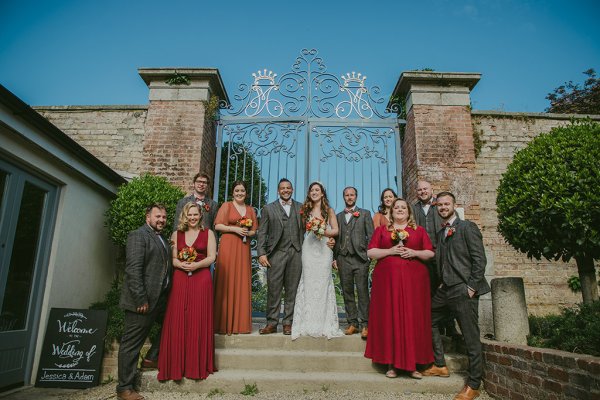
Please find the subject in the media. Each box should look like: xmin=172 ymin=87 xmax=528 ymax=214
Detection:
xmin=390 ymin=71 xmax=482 ymax=103
xmin=481 ymin=338 xmax=600 ymax=400
xmin=472 ymin=109 xmax=600 ymax=120
xmin=33 ymin=105 xmax=148 ymax=111
xmin=138 ymin=67 xmax=229 ymax=103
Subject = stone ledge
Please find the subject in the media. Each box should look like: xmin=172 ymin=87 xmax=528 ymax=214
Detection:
xmin=472 ymin=109 xmax=600 ymax=120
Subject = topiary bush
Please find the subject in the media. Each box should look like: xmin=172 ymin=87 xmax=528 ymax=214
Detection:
xmin=105 ymin=173 xmax=185 ymax=246
xmin=528 ymin=301 xmax=600 ymax=356
xmin=496 ymin=120 xmax=600 ymax=304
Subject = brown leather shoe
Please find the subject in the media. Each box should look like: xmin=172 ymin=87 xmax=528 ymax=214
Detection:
xmin=117 ymin=389 xmax=145 ymax=400
xmin=344 ymin=325 xmax=358 ymax=335
xmin=360 ymin=327 xmax=368 ymax=340
xmin=282 ymin=324 xmax=292 ymax=335
xmin=454 ymin=385 xmax=480 ymax=400
xmin=259 ymin=324 xmax=277 ymax=334
xmin=422 ymin=364 xmax=450 ymax=377
xmin=141 ymin=358 xmax=157 ymax=369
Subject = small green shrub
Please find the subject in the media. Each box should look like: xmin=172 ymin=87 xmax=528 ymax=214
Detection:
xmin=528 ymin=301 xmax=600 ymax=356
xmin=105 ymin=173 xmax=184 ymax=246
xmin=240 ymin=381 xmax=259 ymax=396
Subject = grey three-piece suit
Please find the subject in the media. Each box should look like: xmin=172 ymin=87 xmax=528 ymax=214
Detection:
xmin=117 ymin=224 xmax=172 ymax=393
xmin=412 ymin=199 xmax=443 ymax=292
xmin=174 ymin=194 xmax=219 ymax=230
xmin=256 ymin=199 xmax=304 ymax=326
xmin=334 ymin=207 xmax=374 ymax=328
xmin=431 ymin=216 xmax=490 ymax=390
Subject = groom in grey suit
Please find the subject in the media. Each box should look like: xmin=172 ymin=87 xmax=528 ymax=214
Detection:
xmin=117 ymin=204 xmax=171 ymax=400
xmin=423 ymin=192 xmax=490 ymax=400
xmin=333 ymin=187 xmax=374 ymax=339
xmin=257 ymin=178 xmax=304 ymax=335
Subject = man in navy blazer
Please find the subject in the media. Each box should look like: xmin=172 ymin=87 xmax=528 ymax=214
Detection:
xmin=117 ymin=204 xmax=171 ymax=400
xmin=423 ymin=192 xmax=490 ymax=400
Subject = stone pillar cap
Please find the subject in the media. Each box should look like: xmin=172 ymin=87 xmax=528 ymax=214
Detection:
xmin=138 ymin=68 xmax=229 ymax=103
xmin=389 ymin=71 xmax=481 ymax=110
xmin=390 ymin=71 xmax=481 ymax=104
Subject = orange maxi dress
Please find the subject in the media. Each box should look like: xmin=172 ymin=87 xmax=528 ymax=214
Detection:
xmin=213 ymin=202 xmax=257 ymax=335
xmin=373 ymin=212 xmax=390 ymax=228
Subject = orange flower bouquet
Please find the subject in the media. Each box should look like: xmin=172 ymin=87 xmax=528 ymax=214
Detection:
xmin=237 ymin=217 xmax=253 ymax=243
xmin=305 ymin=215 xmax=327 ymax=240
xmin=178 ymin=246 xmax=198 ymax=276
xmin=391 ymin=228 xmax=409 ymax=245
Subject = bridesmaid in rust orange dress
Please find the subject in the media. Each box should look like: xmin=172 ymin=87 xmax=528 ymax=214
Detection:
xmin=373 ymin=188 xmax=397 ymax=228
xmin=214 ymin=180 xmax=257 ymax=335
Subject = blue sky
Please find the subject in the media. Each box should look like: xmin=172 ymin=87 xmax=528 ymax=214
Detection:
xmin=1 ymin=0 xmax=599 ymax=112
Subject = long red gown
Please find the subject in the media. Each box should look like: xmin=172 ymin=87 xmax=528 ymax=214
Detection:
xmin=364 ymin=225 xmax=434 ymax=371
xmin=213 ymin=202 xmax=257 ymax=335
xmin=157 ymin=229 xmax=216 ymax=380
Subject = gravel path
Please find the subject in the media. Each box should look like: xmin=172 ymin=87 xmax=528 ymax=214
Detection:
xmin=52 ymin=383 xmax=493 ymax=400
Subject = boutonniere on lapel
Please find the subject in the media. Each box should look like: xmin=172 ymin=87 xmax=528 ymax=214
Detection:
xmin=352 ymin=211 xmax=360 ymax=218
xmin=431 ymin=198 xmax=438 ymax=206
xmin=194 ymin=199 xmax=210 ymax=212
xmin=446 ymin=226 xmax=456 ymax=238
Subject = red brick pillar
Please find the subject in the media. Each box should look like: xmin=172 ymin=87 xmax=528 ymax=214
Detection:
xmin=392 ymin=72 xmax=481 ymax=223
xmin=138 ymin=68 xmax=229 ymax=191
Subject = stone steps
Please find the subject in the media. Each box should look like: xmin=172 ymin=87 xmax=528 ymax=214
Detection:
xmin=141 ymin=369 xmax=467 ymax=394
xmin=140 ymin=324 xmax=469 ymax=394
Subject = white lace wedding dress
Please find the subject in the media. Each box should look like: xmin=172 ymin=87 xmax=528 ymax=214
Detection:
xmin=291 ymin=231 xmax=343 ymax=340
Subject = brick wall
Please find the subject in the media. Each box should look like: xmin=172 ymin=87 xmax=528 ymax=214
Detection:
xmin=472 ymin=111 xmax=600 ymax=315
xmin=403 ymin=104 xmax=480 ymax=223
xmin=142 ymin=100 xmax=211 ymax=190
xmin=482 ymin=339 xmax=600 ymax=400
xmin=35 ymin=106 xmax=147 ymax=178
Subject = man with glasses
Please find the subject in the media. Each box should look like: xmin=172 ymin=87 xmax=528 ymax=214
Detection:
xmin=175 ymin=173 xmax=219 ymax=231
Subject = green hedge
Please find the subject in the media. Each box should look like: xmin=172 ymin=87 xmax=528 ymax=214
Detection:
xmin=528 ymin=301 xmax=600 ymax=356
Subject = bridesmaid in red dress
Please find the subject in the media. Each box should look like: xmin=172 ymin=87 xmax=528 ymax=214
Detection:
xmin=365 ymin=198 xmax=435 ymax=379
xmin=372 ymin=188 xmax=397 ymax=228
xmin=214 ymin=180 xmax=257 ymax=335
xmin=158 ymin=202 xmax=217 ymax=381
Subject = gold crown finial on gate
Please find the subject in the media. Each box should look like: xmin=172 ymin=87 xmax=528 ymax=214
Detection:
xmin=341 ymin=72 xmax=367 ymax=87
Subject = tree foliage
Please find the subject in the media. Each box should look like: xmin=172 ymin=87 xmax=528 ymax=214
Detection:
xmin=218 ymin=141 xmax=268 ymax=207
xmin=105 ymin=173 xmax=184 ymax=246
xmin=496 ymin=121 xmax=600 ymax=302
xmin=546 ymin=68 xmax=600 ymax=114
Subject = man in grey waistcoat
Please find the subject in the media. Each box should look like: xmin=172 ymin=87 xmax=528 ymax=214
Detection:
xmin=333 ymin=186 xmax=374 ymax=339
xmin=117 ymin=204 xmax=171 ymax=400
xmin=257 ymin=178 xmax=304 ymax=335
xmin=174 ymin=172 xmax=218 ymax=230
xmin=422 ymin=192 xmax=490 ymax=400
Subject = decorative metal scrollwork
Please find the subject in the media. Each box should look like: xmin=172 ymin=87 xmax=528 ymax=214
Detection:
xmin=220 ymin=49 xmax=400 ymax=119
xmin=313 ymin=126 xmax=394 ymax=163
xmin=223 ymin=122 xmax=302 ymax=158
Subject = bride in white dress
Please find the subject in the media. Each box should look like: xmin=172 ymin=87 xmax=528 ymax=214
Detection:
xmin=291 ymin=182 xmax=343 ymax=340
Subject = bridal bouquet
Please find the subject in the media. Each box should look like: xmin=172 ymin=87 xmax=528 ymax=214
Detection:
xmin=306 ymin=215 xmax=326 ymax=240
xmin=391 ymin=228 xmax=409 ymax=245
xmin=237 ymin=217 xmax=253 ymax=243
xmin=178 ymin=246 xmax=198 ymax=276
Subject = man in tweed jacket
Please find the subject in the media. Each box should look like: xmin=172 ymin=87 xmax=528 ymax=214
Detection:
xmin=423 ymin=192 xmax=490 ymax=400
xmin=117 ymin=204 xmax=171 ymax=400
xmin=333 ymin=186 xmax=374 ymax=339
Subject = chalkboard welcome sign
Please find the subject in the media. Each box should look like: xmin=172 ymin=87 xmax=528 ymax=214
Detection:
xmin=35 ymin=308 xmax=108 ymax=388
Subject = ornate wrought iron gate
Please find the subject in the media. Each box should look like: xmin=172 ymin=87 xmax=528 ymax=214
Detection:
xmin=214 ymin=49 xmax=404 ymax=313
